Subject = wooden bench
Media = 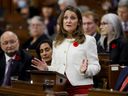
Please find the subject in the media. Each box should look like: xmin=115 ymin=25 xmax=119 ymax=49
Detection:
xmin=88 ymin=88 xmax=128 ymax=96
xmin=95 ymin=53 xmax=125 ymax=89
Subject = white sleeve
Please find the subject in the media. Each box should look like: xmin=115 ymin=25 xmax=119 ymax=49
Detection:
xmin=82 ymin=36 xmax=101 ymax=77
xmin=47 ymin=43 xmax=59 ymax=71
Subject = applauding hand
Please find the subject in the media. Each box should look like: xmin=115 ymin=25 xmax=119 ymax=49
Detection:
xmin=31 ymin=58 xmax=48 ymax=71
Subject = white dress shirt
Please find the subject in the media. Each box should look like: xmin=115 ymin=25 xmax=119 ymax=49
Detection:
xmin=122 ymin=22 xmax=128 ymax=32
xmin=48 ymin=35 xmax=101 ymax=86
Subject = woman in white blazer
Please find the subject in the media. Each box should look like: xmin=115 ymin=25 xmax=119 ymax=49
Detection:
xmin=32 ymin=6 xmax=101 ymax=96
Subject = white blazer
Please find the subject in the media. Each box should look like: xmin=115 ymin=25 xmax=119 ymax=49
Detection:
xmin=48 ymin=35 xmax=101 ymax=86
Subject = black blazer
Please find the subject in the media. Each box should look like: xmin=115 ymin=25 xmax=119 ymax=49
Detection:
xmin=109 ymin=38 xmax=128 ymax=66
xmin=0 ymin=49 xmax=33 ymax=85
xmin=22 ymin=34 xmax=49 ymax=57
xmin=94 ymin=32 xmax=101 ymax=53
xmin=94 ymin=32 xmax=101 ymax=43
xmin=98 ymin=37 xmax=128 ymax=66
xmin=22 ymin=34 xmax=49 ymax=50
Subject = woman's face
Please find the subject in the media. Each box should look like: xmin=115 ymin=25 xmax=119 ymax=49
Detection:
xmin=29 ymin=20 xmax=45 ymax=37
xmin=100 ymin=18 xmax=113 ymax=35
xmin=41 ymin=7 xmax=53 ymax=17
xmin=63 ymin=10 xmax=78 ymax=33
xmin=40 ymin=43 xmax=52 ymax=63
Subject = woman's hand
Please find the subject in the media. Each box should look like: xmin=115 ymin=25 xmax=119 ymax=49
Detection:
xmin=31 ymin=58 xmax=48 ymax=71
xmin=80 ymin=59 xmax=88 ymax=73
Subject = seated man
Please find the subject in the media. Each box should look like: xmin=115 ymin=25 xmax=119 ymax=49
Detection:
xmin=0 ymin=31 xmax=33 ymax=86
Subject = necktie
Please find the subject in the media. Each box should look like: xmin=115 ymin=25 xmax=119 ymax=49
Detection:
xmin=124 ymin=22 xmax=128 ymax=32
xmin=119 ymin=76 xmax=128 ymax=92
xmin=2 ymin=59 xmax=13 ymax=86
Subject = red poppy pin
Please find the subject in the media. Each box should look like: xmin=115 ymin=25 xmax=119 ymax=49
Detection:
xmin=73 ymin=41 xmax=79 ymax=47
xmin=111 ymin=43 xmax=116 ymax=49
xmin=15 ymin=54 xmax=21 ymax=61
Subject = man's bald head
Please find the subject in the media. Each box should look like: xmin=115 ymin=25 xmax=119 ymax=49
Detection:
xmin=0 ymin=31 xmax=20 ymax=56
xmin=0 ymin=31 xmax=18 ymax=41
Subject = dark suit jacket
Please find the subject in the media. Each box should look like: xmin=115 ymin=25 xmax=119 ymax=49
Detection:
xmin=109 ymin=38 xmax=128 ymax=66
xmin=94 ymin=32 xmax=101 ymax=43
xmin=0 ymin=49 xmax=33 ymax=85
xmin=46 ymin=16 xmax=57 ymax=36
xmin=22 ymin=34 xmax=49 ymax=57
xmin=94 ymin=32 xmax=101 ymax=53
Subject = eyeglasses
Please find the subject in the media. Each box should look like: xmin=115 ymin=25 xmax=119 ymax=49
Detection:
xmin=30 ymin=23 xmax=42 ymax=27
xmin=83 ymin=22 xmax=94 ymax=25
xmin=100 ymin=22 xmax=109 ymax=25
xmin=1 ymin=40 xmax=17 ymax=45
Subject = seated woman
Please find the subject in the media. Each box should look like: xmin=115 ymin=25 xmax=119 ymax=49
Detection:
xmin=22 ymin=16 xmax=49 ymax=56
xmin=40 ymin=4 xmax=57 ymax=39
xmin=99 ymin=13 xmax=128 ymax=66
xmin=38 ymin=40 xmax=52 ymax=65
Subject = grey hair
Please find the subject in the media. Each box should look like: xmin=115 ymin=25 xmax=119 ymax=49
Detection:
xmin=118 ymin=0 xmax=128 ymax=7
xmin=27 ymin=16 xmax=44 ymax=24
xmin=102 ymin=13 xmax=125 ymax=39
xmin=27 ymin=16 xmax=48 ymax=35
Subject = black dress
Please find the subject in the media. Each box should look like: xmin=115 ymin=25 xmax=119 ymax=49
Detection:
xmin=22 ymin=34 xmax=49 ymax=57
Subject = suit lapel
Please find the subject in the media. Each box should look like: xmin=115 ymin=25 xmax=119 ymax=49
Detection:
xmin=11 ymin=51 xmax=23 ymax=76
xmin=0 ymin=53 xmax=6 ymax=84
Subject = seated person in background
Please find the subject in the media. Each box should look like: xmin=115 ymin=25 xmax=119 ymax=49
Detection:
xmin=99 ymin=13 xmax=128 ymax=66
xmin=58 ymin=0 xmax=77 ymax=11
xmin=22 ymin=16 xmax=50 ymax=57
xmin=0 ymin=31 xmax=32 ymax=86
xmin=40 ymin=4 xmax=57 ymax=39
xmin=82 ymin=11 xmax=101 ymax=52
xmin=117 ymin=0 xmax=128 ymax=32
xmin=38 ymin=40 xmax=52 ymax=65
xmin=14 ymin=0 xmax=39 ymax=19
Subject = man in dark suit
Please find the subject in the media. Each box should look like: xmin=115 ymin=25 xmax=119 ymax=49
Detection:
xmin=82 ymin=11 xmax=101 ymax=52
xmin=117 ymin=0 xmax=128 ymax=32
xmin=0 ymin=31 xmax=32 ymax=86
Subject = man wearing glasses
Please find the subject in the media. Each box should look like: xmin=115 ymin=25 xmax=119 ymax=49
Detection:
xmin=0 ymin=31 xmax=32 ymax=86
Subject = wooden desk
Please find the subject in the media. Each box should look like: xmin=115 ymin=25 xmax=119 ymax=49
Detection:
xmin=95 ymin=64 xmax=124 ymax=89
xmin=88 ymin=88 xmax=128 ymax=96
xmin=10 ymin=71 xmax=68 ymax=96
xmin=0 ymin=86 xmax=68 ymax=96
xmin=0 ymin=87 xmax=44 ymax=96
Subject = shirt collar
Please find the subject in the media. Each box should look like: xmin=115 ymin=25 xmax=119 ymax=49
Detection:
xmin=92 ymin=32 xmax=97 ymax=37
xmin=5 ymin=53 xmax=16 ymax=62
